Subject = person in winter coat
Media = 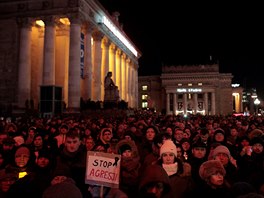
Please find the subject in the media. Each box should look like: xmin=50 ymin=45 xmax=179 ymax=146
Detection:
xmin=0 ymin=169 xmax=17 ymax=198
xmin=155 ymin=140 xmax=194 ymax=198
xmin=42 ymin=168 xmax=82 ymax=198
xmin=188 ymin=159 xmax=233 ymax=198
xmin=237 ymin=137 xmax=264 ymax=193
xmin=116 ymin=139 xmax=141 ymax=198
xmin=53 ymin=129 xmax=88 ymax=197
xmin=138 ymin=164 xmax=171 ymax=198
xmin=212 ymin=145 xmax=239 ymax=187
xmin=6 ymin=145 xmax=38 ymax=197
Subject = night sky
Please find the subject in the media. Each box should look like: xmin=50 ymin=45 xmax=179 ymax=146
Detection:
xmin=98 ymin=1 xmax=264 ymax=98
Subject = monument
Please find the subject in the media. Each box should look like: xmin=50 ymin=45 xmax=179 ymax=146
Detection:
xmin=104 ymin=72 xmax=119 ymax=103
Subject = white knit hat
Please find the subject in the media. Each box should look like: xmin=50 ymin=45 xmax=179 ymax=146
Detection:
xmin=160 ymin=140 xmax=177 ymax=157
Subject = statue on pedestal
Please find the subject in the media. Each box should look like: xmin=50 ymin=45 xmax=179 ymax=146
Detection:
xmin=104 ymin=71 xmax=119 ymax=102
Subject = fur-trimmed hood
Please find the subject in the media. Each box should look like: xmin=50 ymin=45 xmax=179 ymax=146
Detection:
xmin=115 ymin=139 xmax=139 ymax=158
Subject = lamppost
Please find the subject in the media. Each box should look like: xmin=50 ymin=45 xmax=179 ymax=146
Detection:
xmin=254 ymin=98 xmax=260 ymax=115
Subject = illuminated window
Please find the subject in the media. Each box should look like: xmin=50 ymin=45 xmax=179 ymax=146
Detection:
xmin=142 ymin=102 xmax=148 ymax=108
xmin=142 ymin=94 xmax=148 ymax=100
xmin=178 ymin=83 xmax=182 ymax=86
xmin=198 ymin=83 xmax=202 ymax=86
xmin=142 ymin=85 xmax=148 ymax=91
xmin=188 ymin=83 xmax=192 ymax=86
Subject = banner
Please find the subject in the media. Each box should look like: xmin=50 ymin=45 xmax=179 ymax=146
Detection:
xmin=85 ymin=151 xmax=121 ymax=188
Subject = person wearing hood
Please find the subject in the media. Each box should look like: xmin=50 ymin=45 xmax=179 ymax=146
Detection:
xmin=116 ymin=139 xmax=141 ymax=198
xmin=138 ymin=164 xmax=171 ymax=198
xmin=94 ymin=128 xmax=113 ymax=153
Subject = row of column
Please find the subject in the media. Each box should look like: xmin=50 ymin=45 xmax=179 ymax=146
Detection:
xmin=166 ymin=92 xmax=216 ymax=115
xmin=17 ymin=16 xmax=138 ymax=111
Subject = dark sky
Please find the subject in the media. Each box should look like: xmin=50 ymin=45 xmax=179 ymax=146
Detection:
xmin=98 ymin=1 xmax=264 ymax=98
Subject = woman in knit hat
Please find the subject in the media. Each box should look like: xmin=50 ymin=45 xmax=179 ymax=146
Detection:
xmin=154 ymin=140 xmax=195 ymax=198
xmin=189 ymin=159 xmax=232 ymax=198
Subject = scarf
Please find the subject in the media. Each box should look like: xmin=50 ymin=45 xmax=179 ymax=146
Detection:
xmin=162 ymin=162 xmax=178 ymax=176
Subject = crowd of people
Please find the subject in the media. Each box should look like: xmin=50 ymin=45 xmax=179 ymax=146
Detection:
xmin=0 ymin=110 xmax=263 ymax=198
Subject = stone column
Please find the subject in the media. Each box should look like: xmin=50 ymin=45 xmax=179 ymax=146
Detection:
xmin=92 ymin=30 xmax=104 ymax=101
xmin=101 ymin=37 xmax=110 ymax=84
xmin=211 ymin=92 xmax=216 ymax=115
xmin=130 ymin=63 xmax=135 ymax=107
xmin=173 ymin=93 xmax=177 ymax=115
xmin=134 ymin=64 xmax=139 ymax=108
xmin=115 ymin=49 xmax=122 ymax=92
xmin=125 ymin=58 xmax=131 ymax=103
xmin=81 ymin=22 xmax=94 ymax=100
xmin=109 ymin=44 xmax=116 ymax=82
xmin=128 ymin=63 xmax=132 ymax=106
xmin=42 ymin=16 xmax=56 ymax=85
xmin=183 ymin=93 xmax=187 ymax=114
xmin=17 ymin=18 xmax=32 ymax=109
xmin=166 ymin=93 xmax=170 ymax=115
xmin=121 ymin=53 xmax=126 ymax=100
xmin=193 ymin=93 xmax=198 ymax=114
xmin=68 ymin=16 xmax=82 ymax=111
xmin=204 ymin=92 xmax=208 ymax=115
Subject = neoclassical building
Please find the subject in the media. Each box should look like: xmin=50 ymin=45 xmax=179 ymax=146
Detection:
xmin=138 ymin=64 xmax=241 ymax=115
xmin=0 ymin=0 xmax=141 ymax=114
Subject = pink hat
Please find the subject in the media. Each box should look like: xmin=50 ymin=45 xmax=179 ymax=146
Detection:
xmin=160 ymin=140 xmax=177 ymax=157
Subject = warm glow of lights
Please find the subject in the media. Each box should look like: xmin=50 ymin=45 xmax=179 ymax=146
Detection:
xmin=232 ymin=84 xmax=240 ymax=87
xmin=251 ymin=93 xmax=257 ymax=98
xmin=254 ymin=98 xmax=260 ymax=105
xmin=35 ymin=20 xmax=45 ymax=27
xmin=177 ymin=88 xmax=202 ymax=93
xmin=101 ymin=16 xmax=138 ymax=57
xmin=59 ymin=18 xmax=70 ymax=25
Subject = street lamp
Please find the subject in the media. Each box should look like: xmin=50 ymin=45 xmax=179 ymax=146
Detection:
xmin=254 ymin=98 xmax=260 ymax=115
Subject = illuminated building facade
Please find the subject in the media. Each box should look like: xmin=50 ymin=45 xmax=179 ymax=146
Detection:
xmin=0 ymin=0 xmax=140 ymax=114
xmin=138 ymin=64 xmax=239 ymax=115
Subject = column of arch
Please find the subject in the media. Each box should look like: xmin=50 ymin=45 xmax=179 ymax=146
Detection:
xmin=81 ymin=22 xmax=94 ymax=101
xmin=121 ymin=53 xmax=126 ymax=100
xmin=17 ymin=17 xmax=33 ymax=109
xmin=42 ymin=16 xmax=56 ymax=85
xmin=115 ymin=49 xmax=122 ymax=95
xmin=109 ymin=43 xmax=116 ymax=82
xmin=67 ymin=15 xmax=82 ymax=111
xmin=126 ymin=58 xmax=131 ymax=104
xmin=91 ymin=30 xmax=104 ymax=101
